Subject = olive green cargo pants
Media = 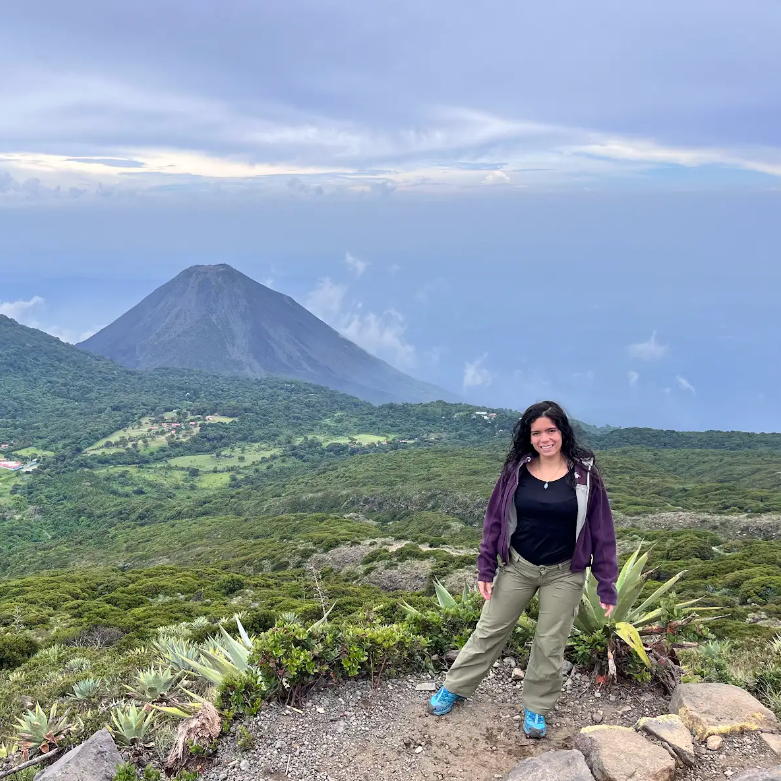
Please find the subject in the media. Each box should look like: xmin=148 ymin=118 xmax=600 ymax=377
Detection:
xmin=444 ymin=550 xmax=585 ymax=716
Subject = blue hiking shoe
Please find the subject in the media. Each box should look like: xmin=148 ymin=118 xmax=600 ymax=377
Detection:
xmin=523 ymin=709 xmax=546 ymax=739
xmin=428 ymin=686 xmax=464 ymax=716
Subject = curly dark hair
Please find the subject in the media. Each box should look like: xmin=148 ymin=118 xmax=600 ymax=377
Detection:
xmin=504 ymin=400 xmax=597 ymax=483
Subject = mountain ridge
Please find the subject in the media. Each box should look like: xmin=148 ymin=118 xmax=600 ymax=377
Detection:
xmin=78 ymin=264 xmax=457 ymax=404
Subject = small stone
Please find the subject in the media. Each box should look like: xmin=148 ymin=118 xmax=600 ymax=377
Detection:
xmin=505 ymin=749 xmax=593 ymax=780
xmin=415 ymin=682 xmax=437 ymax=691
xmin=591 ymin=710 xmax=604 ymax=724
xmin=635 ymin=714 xmax=697 ymax=768
xmin=760 ymin=732 xmax=781 ymax=758
xmin=493 ymin=660 xmax=500 ymax=668
xmin=707 ymin=735 xmax=724 ymax=751
xmin=317 ymin=707 xmax=325 ymax=713
xmin=594 ymin=691 xmax=602 ymax=698
xmin=444 ymin=650 xmax=459 ymax=664
xmin=414 ymin=746 xmax=424 ymax=754
xmin=503 ymin=656 xmax=516 ymax=667
xmin=575 ymin=725 xmax=675 ymax=781
xmin=239 ymin=759 xmax=250 ymax=771
xmin=511 ymin=668 xmax=525 ymax=681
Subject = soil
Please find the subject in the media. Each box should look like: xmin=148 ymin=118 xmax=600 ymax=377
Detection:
xmin=202 ymin=663 xmax=779 ymax=781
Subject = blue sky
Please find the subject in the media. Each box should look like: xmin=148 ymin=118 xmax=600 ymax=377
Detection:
xmin=1 ymin=1 xmax=779 ymax=431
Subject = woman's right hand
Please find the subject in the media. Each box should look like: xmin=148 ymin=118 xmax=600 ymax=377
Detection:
xmin=478 ymin=580 xmax=493 ymax=601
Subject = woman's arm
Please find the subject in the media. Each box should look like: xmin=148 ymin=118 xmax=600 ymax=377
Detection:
xmin=476 ymin=468 xmax=510 ymax=589
xmin=588 ymin=473 xmax=619 ymax=607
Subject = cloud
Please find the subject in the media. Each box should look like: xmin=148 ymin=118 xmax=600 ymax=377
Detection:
xmin=305 ymin=278 xmax=347 ymax=322
xmin=627 ymin=331 xmax=670 ymax=361
xmin=628 ymin=370 xmax=640 ymax=387
xmin=0 ymin=296 xmax=45 ymax=321
xmin=344 ymin=252 xmax=368 ymax=277
xmin=463 ymin=354 xmax=495 ymax=391
xmin=484 ymin=170 xmax=511 ymax=185
xmin=0 ymin=296 xmax=99 ymax=343
xmin=340 ymin=308 xmax=416 ymax=369
xmin=676 ymin=375 xmax=696 ymax=394
xmin=305 ymin=277 xmax=416 ymax=369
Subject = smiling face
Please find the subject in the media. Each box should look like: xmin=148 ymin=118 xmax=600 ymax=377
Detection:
xmin=530 ymin=416 xmax=563 ymax=459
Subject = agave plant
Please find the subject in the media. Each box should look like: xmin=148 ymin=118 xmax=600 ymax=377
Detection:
xmin=0 ymin=741 xmax=17 ymax=758
xmin=400 ymin=577 xmax=473 ymax=616
xmin=34 ymin=644 xmax=65 ymax=663
xmin=153 ymin=637 xmax=201 ymax=673
xmin=124 ymin=667 xmax=178 ymax=701
xmin=64 ymin=656 xmax=92 ymax=673
xmin=183 ymin=616 xmax=254 ymax=687
xmin=11 ymin=703 xmax=78 ymax=755
xmin=574 ymin=546 xmax=717 ymax=680
xmin=109 ymin=703 xmax=156 ymax=746
xmin=69 ymin=677 xmax=103 ymax=701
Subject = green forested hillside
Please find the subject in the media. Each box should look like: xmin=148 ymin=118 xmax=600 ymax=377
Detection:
xmin=2 ymin=318 xmax=781 ymax=769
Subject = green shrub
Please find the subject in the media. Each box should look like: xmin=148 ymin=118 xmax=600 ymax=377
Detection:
xmin=739 ymin=577 xmax=781 ymax=605
xmin=0 ymin=633 xmax=39 ymax=670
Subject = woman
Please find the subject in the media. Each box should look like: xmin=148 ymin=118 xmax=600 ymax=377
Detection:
xmin=428 ymin=401 xmax=618 ymax=739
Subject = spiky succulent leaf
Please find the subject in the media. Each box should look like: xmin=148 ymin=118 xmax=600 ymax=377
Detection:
xmin=614 ymin=622 xmax=650 ymax=667
xmin=433 ymin=579 xmax=457 ymax=608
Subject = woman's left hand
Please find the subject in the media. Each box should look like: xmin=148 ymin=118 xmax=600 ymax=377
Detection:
xmin=600 ymin=602 xmax=615 ymax=618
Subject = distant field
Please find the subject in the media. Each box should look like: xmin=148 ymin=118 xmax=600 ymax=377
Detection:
xmin=312 ymin=433 xmax=388 ymax=445
xmin=87 ymin=414 xmax=238 ymax=454
xmin=167 ymin=445 xmax=277 ymax=470
xmin=13 ymin=447 xmax=55 ymax=458
xmin=0 ymin=472 xmax=17 ymax=503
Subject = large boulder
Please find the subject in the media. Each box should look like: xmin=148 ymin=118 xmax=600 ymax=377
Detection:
xmin=730 ymin=769 xmax=781 ymax=781
xmin=635 ymin=714 xmax=696 ymax=767
xmin=35 ymin=728 xmax=123 ymax=781
xmin=574 ymin=725 xmax=676 ymax=781
xmin=504 ymin=750 xmax=593 ymax=780
xmin=670 ymin=683 xmax=778 ymax=741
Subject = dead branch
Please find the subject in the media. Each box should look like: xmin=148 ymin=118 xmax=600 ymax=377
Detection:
xmin=0 ymin=748 xmax=62 ymax=779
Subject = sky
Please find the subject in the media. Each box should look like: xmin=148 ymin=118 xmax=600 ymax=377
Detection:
xmin=1 ymin=1 xmax=780 ymax=431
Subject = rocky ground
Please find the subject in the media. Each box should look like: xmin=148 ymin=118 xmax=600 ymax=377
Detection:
xmin=201 ymin=662 xmax=780 ymax=781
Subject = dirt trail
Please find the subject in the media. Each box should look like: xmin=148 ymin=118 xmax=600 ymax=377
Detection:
xmin=202 ymin=666 xmax=778 ymax=781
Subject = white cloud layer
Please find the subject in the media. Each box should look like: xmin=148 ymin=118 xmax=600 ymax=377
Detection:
xmin=628 ymin=370 xmax=640 ymax=387
xmin=627 ymin=331 xmax=670 ymax=361
xmin=306 ymin=277 xmax=416 ymax=370
xmin=0 ymin=295 xmax=97 ymax=343
xmin=0 ymin=296 xmax=45 ymax=320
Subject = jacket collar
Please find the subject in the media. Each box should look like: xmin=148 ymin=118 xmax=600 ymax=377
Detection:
xmin=516 ymin=454 xmax=591 ymax=486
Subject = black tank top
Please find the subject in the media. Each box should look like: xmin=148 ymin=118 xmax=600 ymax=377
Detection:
xmin=510 ymin=469 xmax=578 ymax=566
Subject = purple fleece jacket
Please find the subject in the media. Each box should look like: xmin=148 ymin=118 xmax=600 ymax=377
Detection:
xmin=477 ymin=457 xmax=619 ymax=605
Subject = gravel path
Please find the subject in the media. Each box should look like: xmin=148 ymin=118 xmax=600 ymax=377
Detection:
xmin=202 ymin=664 xmax=779 ymax=781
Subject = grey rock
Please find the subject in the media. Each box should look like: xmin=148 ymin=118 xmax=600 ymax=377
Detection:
xmin=444 ymin=650 xmax=459 ymax=665
xmin=635 ymin=714 xmax=696 ymax=767
xmin=504 ymin=749 xmax=593 ymax=780
xmin=574 ymin=725 xmax=676 ymax=781
xmin=762 ymin=734 xmax=781 ymax=758
xmin=562 ymin=660 xmax=574 ymax=675
xmin=35 ymin=729 xmax=123 ymax=781
xmin=511 ymin=668 xmax=525 ymax=681
xmin=730 ymin=769 xmax=781 ymax=781
xmin=502 ymin=657 xmax=516 ymax=667
xmin=591 ymin=710 xmax=604 ymax=724
xmin=670 ymin=682 xmax=778 ymax=740
xmin=415 ymin=682 xmax=437 ymax=692
xmin=706 ymin=734 xmax=723 ymax=751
